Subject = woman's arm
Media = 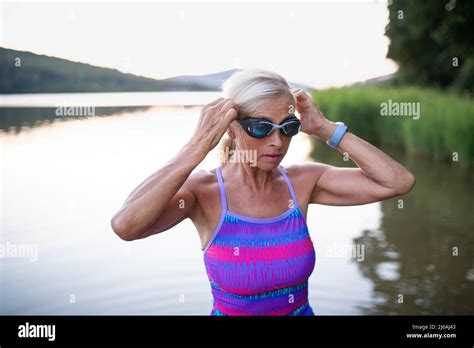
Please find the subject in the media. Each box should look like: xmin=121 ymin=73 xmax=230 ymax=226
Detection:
xmin=291 ymin=89 xmax=415 ymax=206
xmin=309 ymin=121 xmax=416 ymax=206
xmin=111 ymin=141 xmax=204 ymax=241
xmin=111 ymin=97 xmax=238 ymax=241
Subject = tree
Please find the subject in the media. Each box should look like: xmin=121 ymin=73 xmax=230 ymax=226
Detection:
xmin=385 ymin=0 xmax=474 ymax=94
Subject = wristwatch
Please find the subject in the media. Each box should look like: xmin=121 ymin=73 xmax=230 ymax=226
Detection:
xmin=326 ymin=122 xmax=348 ymax=149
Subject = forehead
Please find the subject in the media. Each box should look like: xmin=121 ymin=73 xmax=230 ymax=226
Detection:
xmin=254 ymin=94 xmax=294 ymax=121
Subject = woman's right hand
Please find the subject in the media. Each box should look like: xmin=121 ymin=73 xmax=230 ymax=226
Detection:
xmin=191 ymin=98 xmax=239 ymax=153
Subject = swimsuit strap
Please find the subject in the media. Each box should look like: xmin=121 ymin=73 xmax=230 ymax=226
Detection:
xmin=215 ymin=167 xmax=228 ymax=212
xmin=277 ymin=165 xmax=299 ymax=207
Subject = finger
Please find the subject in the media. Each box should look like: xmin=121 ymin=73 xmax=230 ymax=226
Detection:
xmin=206 ymin=98 xmax=225 ymax=108
xmin=220 ymin=99 xmax=235 ymax=109
xmin=210 ymin=98 xmax=231 ymax=111
xmin=219 ymin=99 xmax=236 ymax=114
xmin=223 ymin=107 xmax=238 ymax=123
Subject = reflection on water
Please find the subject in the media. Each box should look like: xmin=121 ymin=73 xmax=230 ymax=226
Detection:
xmin=312 ymin=142 xmax=474 ymax=315
xmin=1 ymin=94 xmax=473 ymax=315
xmin=0 ymin=91 xmax=222 ymax=108
xmin=0 ymin=106 xmax=150 ymax=135
xmin=354 ymin=155 xmax=474 ymax=315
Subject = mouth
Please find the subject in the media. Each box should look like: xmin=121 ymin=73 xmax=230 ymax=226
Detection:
xmin=261 ymin=154 xmax=282 ymax=161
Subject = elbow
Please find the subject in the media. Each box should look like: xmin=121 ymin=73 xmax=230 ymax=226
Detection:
xmin=111 ymin=213 xmax=136 ymax=242
xmin=396 ymin=171 xmax=416 ymax=195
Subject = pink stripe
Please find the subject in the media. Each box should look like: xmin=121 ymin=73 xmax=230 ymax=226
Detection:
xmin=205 ymin=237 xmax=314 ymax=262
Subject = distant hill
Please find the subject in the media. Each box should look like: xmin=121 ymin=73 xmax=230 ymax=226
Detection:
xmin=0 ymin=47 xmax=314 ymax=94
xmin=161 ymin=69 xmax=314 ymax=91
xmin=0 ymin=47 xmax=211 ymax=93
xmin=348 ymin=73 xmax=396 ymax=87
xmin=160 ymin=69 xmax=241 ymax=91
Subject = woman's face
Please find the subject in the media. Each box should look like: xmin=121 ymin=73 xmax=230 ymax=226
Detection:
xmin=233 ymin=94 xmax=295 ymax=171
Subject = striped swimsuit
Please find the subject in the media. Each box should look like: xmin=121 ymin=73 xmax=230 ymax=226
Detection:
xmin=203 ymin=165 xmax=316 ymax=315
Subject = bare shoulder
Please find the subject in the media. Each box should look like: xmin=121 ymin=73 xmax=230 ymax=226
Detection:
xmin=185 ymin=167 xmax=219 ymax=205
xmin=185 ymin=168 xmax=220 ymax=227
xmin=186 ymin=167 xmax=217 ymax=188
xmin=278 ymin=162 xmax=330 ymax=211
xmin=281 ymin=162 xmax=330 ymax=188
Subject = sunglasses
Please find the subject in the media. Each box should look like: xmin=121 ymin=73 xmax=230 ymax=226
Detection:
xmin=237 ymin=115 xmax=301 ymax=138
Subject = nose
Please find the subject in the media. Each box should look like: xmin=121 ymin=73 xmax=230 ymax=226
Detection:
xmin=267 ymin=129 xmax=283 ymax=148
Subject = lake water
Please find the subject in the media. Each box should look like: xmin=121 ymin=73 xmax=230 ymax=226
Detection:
xmin=1 ymin=92 xmax=472 ymax=315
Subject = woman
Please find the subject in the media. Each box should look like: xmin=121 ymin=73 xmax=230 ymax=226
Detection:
xmin=111 ymin=69 xmax=416 ymax=316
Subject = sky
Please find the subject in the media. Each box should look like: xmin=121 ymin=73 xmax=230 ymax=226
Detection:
xmin=0 ymin=0 xmax=398 ymax=89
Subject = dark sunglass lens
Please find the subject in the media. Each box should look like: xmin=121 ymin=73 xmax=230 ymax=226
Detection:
xmin=282 ymin=121 xmax=301 ymax=136
xmin=248 ymin=122 xmax=273 ymax=138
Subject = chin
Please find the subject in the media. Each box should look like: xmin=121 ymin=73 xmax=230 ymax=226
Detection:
xmin=256 ymin=158 xmax=282 ymax=170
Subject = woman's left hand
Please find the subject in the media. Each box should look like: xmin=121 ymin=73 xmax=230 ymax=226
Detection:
xmin=291 ymin=88 xmax=330 ymax=136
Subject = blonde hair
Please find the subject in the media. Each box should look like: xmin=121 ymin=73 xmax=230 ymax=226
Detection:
xmin=219 ymin=68 xmax=295 ymax=165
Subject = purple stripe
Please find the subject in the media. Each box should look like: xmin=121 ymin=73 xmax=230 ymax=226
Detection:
xmin=202 ymin=167 xmax=227 ymax=253
xmin=277 ymin=165 xmax=301 ymax=209
xmin=215 ymin=167 xmax=227 ymax=211
xmin=226 ymin=206 xmax=297 ymax=223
